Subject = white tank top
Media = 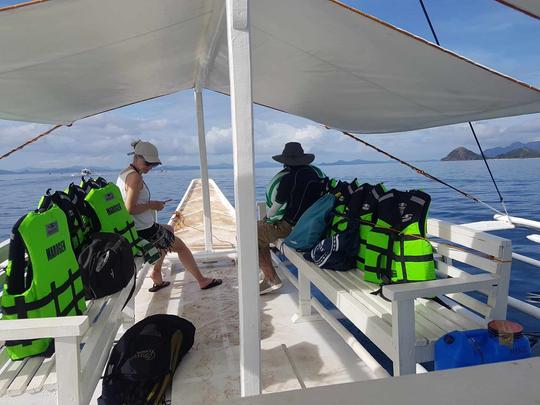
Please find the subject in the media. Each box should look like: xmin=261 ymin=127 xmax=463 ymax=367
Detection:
xmin=116 ymin=167 xmax=155 ymax=231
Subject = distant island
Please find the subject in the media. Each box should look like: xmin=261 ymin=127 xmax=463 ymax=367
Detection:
xmin=0 ymin=158 xmax=388 ymax=174
xmin=319 ymin=158 xmax=383 ymax=166
xmin=442 ymin=141 xmax=540 ymax=161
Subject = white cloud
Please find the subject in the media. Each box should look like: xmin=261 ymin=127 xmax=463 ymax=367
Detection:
xmin=206 ymin=127 xmax=232 ymax=155
xmin=1 ymin=88 xmax=539 ymax=170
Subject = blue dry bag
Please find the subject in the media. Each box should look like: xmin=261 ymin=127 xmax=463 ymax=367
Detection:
xmin=283 ymin=193 xmax=335 ymax=251
xmin=304 ymin=229 xmax=358 ymax=271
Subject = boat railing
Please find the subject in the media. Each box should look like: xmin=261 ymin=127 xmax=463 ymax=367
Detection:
xmin=491 ymin=215 xmax=540 ymax=319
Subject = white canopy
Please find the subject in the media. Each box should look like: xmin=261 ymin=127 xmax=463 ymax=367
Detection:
xmin=496 ymin=0 xmax=540 ymax=19
xmin=1 ymin=0 xmax=539 ymax=133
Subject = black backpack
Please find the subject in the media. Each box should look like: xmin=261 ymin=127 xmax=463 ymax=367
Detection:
xmin=78 ymin=232 xmax=135 ymax=299
xmin=98 ymin=314 xmax=196 ymax=405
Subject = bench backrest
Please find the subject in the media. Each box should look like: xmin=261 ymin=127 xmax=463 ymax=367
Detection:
xmin=427 ymin=219 xmax=512 ymax=322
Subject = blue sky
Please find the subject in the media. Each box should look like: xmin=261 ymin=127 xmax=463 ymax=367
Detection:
xmin=0 ymin=0 xmax=539 ymax=170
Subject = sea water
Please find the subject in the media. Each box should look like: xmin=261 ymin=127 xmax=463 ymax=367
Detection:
xmin=1 ymin=159 xmax=539 ymax=331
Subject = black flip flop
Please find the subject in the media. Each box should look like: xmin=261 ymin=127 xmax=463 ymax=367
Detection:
xmin=149 ymin=281 xmax=171 ymax=292
xmin=201 ymin=278 xmax=223 ymax=290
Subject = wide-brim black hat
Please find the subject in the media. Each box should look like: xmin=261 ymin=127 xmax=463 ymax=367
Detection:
xmin=272 ymin=142 xmax=315 ymax=166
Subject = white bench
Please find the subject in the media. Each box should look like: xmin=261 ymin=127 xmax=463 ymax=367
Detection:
xmin=0 ymin=239 xmax=151 ymax=404
xmin=261 ymin=207 xmax=513 ymax=376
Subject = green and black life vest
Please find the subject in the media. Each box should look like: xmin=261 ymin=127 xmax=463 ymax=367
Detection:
xmin=80 ymin=177 xmax=141 ymax=255
xmin=364 ymin=189 xmax=435 ymax=285
xmin=353 ymin=183 xmax=386 ymax=271
xmin=328 ymin=179 xmax=361 ymax=236
xmin=327 ymin=182 xmax=385 ymax=270
xmin=0 ymin=205 xmax=86 ymax=360
xmin=38 ymin=190 xmax=89 ymax=255
xmin=65 ymin=182 xmax=100 ymax=235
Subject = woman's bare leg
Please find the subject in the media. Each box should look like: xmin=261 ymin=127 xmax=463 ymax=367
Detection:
xmin=149 ymin=252 xmax=166 ymax=285
xmin=163 ymin=224 xmax=217 ymax=289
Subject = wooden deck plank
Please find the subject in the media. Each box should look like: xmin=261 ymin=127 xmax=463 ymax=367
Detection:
xmin=26 ymin=355 xmax=55 ymax=393
xmin=6 ymin=356 xmax=43 ymax=396
xmin=0 ymin=358 xmax=26 ymax=396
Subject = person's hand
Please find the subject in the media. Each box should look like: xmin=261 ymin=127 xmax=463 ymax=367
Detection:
xmin=148 ymin=200 xmax=165 ymax=211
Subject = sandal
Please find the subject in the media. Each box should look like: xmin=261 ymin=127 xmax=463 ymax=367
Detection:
xmin=149 ymin=281 xmax=171 ymax=292
xmin=201 ymin=278 xmax=223 ymax=290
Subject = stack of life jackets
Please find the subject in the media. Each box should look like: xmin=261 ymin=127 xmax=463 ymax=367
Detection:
xmin=363 ymin=189 xmax=435 ymax=285
xmin=323 ymin=183 xmax=435 ymax=287
xmin=329 ymin=183 xmax=386 ymax=271
xmin=0 ymin=203 xmax=87 ymax=360
xmin=0 ymin=176 xmax=144 ymax=360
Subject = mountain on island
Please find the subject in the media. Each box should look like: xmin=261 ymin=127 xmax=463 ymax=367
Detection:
xmin=443 ymin=141 xmax=540 ymax=161
xmin=441 ymin=147 xmax=481 ymax=161
xmin=319 ymin=158 xmax=383 ymax=166
xmin=495 ymin=148 xmax=540 ymax=159
xmin=484 ymin=141 xmax=540 ymax=157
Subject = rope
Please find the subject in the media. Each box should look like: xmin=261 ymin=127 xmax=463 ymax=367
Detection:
xmin=468 ymin=122 xmax=511 ymax=217
xmin=418 ymin=0 xmax=511 ymax=219
xmin=335 ymin=128 xmax=507 ymax=216
xmin=0 ymin=124 xmax=63 ymax=160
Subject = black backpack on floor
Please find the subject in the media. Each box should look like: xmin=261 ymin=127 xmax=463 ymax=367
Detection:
xmin=78 ymin=232 xmax=135 ymax=299
xmin=99 ymin=314 xmax=196 ymax=405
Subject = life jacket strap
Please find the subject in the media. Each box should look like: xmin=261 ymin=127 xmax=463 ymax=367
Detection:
xmin=370 ymin=287 xmax=390 ymax=302
xmin=113 ymin=221 xmax=142 ymax=250
xmin=1 ymin=268 xmax=83 ymax=318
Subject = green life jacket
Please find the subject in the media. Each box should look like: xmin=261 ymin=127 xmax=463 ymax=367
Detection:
xmin=81 ymin=177 xmax=141 ymax=255
xmin=38 ymin=190 xmax=88 ymax=255
xmin=327 ymin=182 xmax=385 ymax=269
xmin=0 ymin=205 xmax=86 ymax=360
xmin=354 ymin=183 xmax=386 ymax=271
xmin=265 ymin=168 xmax=289 ymax=223
xmin=328 ymin=179 xmax=362 ymax=236
xmin=364 ymin=189 xmax=435 ymax=285
xmin=65 ymin=182 xmax=101 ymax=234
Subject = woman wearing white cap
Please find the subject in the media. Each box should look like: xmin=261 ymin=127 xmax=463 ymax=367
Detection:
xmin=117 ymin=140 xmax=222 ymax=292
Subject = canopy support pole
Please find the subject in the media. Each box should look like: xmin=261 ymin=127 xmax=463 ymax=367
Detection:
xmin=226 ymin=0 xmax=261 ymax=396
xmin=194 ymin=87 xmax=214 ymax=252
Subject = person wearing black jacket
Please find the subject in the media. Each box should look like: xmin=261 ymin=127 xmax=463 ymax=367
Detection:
xmin=259 ymin=142 xmax=325 ymax=294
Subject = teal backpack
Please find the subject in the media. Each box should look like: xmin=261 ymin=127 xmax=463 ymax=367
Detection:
xmin=283 ymin=193 xmax=336 ymax=251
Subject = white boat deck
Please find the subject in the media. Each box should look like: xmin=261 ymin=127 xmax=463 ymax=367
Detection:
xmin=132 ymin=179 xmax=378 ymax=404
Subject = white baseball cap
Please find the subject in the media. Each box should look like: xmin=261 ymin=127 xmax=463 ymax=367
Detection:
xmin=129 ymin=140 xmax=161 ymax=165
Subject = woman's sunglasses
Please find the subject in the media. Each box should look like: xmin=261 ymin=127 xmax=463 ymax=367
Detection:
xmin=143 ymin=159 xmax=159 ymax=168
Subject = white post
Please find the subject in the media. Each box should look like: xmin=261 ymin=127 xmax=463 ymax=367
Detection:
xmin=392 ymin=299 xmax=416 ymax=376
xmin=55 ymin=336 xmax=82 ymax=404
xmin=226 ymin=0 xmax=261 ymax=396
xmin=293 ymin=271 xmax=313 ymax=322
xmin=194 ymin=87 xmax=214 ymax=252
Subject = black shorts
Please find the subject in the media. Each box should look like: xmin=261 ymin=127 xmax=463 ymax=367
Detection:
xmin=138 ymin=223 xmax=175 ymax=251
